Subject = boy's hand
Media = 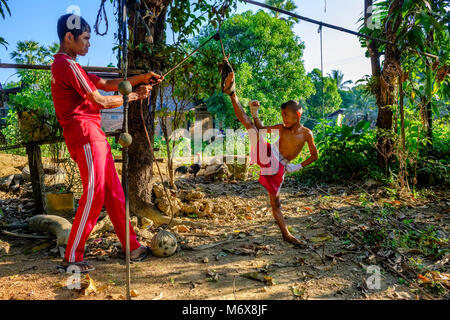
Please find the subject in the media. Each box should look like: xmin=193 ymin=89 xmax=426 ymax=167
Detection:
xmin=285 ymin=163 xmax=303 ymax=173
xmin=249 ymin=100 xmax=260 ymax=118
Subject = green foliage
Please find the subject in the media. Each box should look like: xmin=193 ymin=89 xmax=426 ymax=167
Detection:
xmin=190 ymin=10 xmax=314 ymax=126
xmin=293 ymin=120 xmax=378 ymax=183
xmin=339 ymin=83 xmax=377 ymax=113
xmin=10 ymin=40 xmax=58 ymax=65
xmin=0 ymin=0 xmax=10 ymax=48
xmin=306 ymin=68 xmax=342 ymax=119
xmin=329 ymin=69 xmax=353 ymax=90
xmin=2 ymin=41 xmax=60 ymax=146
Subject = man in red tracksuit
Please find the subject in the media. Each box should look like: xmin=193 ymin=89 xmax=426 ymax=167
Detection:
xmin=51 ymin=14 xmax=162 ymax=272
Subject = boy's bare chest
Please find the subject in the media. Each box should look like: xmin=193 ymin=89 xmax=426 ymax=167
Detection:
xmin=278 ymin=130 xmax=306 ymax=161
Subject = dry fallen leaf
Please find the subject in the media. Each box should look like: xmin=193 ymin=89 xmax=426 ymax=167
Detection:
xmin=174 ymin=225 xmax=190 ymax=233
xmin=152 ymin=292 xmax=163 ymax=300
xmin=83 ymin=274 xmax=97 ymax=296
xmin=130 ymin=289 xmax=139 ymax=297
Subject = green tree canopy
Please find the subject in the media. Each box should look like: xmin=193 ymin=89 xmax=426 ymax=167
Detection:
xmin=305 ymin=68 xmax=342 ymax=119
xmin=190 ymin=10 xmax=314 ymax=127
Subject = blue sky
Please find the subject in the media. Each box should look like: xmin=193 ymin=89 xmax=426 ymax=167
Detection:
xmin=0 ymin=0 xmax=371 ymax=86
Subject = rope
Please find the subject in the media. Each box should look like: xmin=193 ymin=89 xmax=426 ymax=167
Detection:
xmin=139 ymin=98 xmax=176 ymax=228
xmin=94 ymin=0 xmax=109 ymax=36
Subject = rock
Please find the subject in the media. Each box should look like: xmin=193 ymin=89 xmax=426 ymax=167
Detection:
xmin=156 ymin=197 xmax=182 ymax=216
xmin=180 ymin=201 xmax=202 ymax=215
xmin=140 ymin=217 xmax=154 ymax=229
xmin=9 ymin=174 xmax=23 ymax=191
xmin=0 ymin=240 xmax=10 ymax=255
xmin=202 ymin=200 xmax=213 ymax=217
xmin=130 ymin=216 xmax=138 ymax=229
xmin=91 ymin=215 xmax=115 ymax=235
xmin=0 ymin=175 xmax=14 ymax=191
xmin=179 ymin=190 xmax=204 ymax=201
xmin=152 ymin=184 xmax=165 ymax=198
xmin=202 ymin=257 xmax=209 ymax=263
xmin=225 ymin=155 xmax=249 ymax=181
xmin=203 ymin=164 xmax=230 ymax=181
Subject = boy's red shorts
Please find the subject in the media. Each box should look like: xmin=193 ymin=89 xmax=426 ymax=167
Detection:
xmin=250 ymin=140 xmax=286 ymax=196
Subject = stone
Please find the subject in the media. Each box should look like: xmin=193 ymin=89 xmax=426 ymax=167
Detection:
xmin=0 ymin=174 xmax=14 ymax=191
xmin=203 ymin=164 xmax=230 ymax=181
xmin=91 ymin=215 xmax=115 ymax=235
xmin=141 ymin=217 xmax=154 ymax=229
xmin=0 ymin=240 xmax=10 ymax=255
xmin=179 ymin=190 xmax=205 ymax=201
xmin=152 ymin=184 xmax=165 ymax=198
xmin=156 ymin=197 xmax=182 ymax=216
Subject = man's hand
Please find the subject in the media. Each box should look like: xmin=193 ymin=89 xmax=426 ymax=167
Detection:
xmin=285 ymin=163 xmax=303 ymax=174
xmin=130 ymin=85 xmax=152 ymax=101
xmin=143 ymin=72 xmax=163 ymax=85
xmin=248 ymin=100 xmax=260 ymax=118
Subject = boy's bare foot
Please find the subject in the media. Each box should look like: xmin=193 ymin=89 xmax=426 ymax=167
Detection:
xmin=282 ymin=234 xmax=307 ymax=246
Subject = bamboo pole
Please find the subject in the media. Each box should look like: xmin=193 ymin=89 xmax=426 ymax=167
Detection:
xmin=0 ymin=63 xmax=144 ymax=75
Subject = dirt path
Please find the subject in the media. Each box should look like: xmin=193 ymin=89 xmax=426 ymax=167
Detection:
xmin=0 ymin=156 xmax=448 ymax=300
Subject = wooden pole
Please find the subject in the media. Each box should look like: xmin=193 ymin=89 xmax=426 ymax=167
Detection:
xmin=0 ymin=63 xmax=144 ymax=75
xmin=25 ymin=143 xmax=46 ymax=214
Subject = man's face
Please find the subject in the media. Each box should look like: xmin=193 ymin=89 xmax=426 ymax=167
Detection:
xmin=281 ymin=108 xmax=300 ymax=128
xmin=66 ymin=31 xmax=91 ymax=56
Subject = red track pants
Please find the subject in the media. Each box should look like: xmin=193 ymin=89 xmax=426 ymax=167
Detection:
xmin=64 ymin=140 xmax=141 ymax=263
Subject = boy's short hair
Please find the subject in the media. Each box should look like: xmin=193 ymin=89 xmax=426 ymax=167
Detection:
xmin=281 ymin=100 xmax=303 ymax=113
xmin=57 ymin=14 xmax=91 ymax=42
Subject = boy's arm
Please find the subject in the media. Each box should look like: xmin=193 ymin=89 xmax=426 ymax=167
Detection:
xmin=285 ymin=128 xmax=318 ymax=173
xmin=229 ymin=93 xmax=255 ymax=130
xmin=300 ymin=128 xmax=319 ymax=167
xmin=95 ymin=72 xmax=162 ymax=92
xmin=249 ymin=100 xmax=283 ymax=133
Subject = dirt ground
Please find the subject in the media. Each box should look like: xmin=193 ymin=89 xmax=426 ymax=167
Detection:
xmin=0 ymin=153 xmax=448 ymax=300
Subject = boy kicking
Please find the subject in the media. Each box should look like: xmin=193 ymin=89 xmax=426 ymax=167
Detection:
xmin=220 ymin=59 xmax=318 ymax=245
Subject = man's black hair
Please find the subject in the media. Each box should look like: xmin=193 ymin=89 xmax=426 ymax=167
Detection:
xmin=281 ymin=100 xmax=303 ymax=113
xmin=57 ymin=14 xmax=91 ymax=42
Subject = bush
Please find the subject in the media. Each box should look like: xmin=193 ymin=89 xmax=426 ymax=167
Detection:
xmin=293 ymin=120 xmax=379 ymax=183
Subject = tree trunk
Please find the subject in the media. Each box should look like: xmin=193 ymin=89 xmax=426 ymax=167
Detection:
xmin=126 ymin=0 xmax=172 ymax=223
xmin=365 ymin=0 xmax=403 ymax=170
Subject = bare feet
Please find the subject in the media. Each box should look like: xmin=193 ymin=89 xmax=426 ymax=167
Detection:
xmin=130 ymin=245 xmax=148 ymax=260
xmin=282 ymin=233 xmax=307 ymax=246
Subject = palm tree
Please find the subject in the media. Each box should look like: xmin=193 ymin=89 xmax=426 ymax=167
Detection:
xmin=265 ymin=0 xmax=298 ymax=22
xmin=0 ymin=0 xmax=10 ymax=48
xmin=10 ymin=41 xmax=53 ymax=65
xmin=328 ymin=69 xmax=353 ymax=91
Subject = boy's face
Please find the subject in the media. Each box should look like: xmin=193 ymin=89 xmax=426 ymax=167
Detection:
xmin=281 ymin=108 xmax=300 ymax=128
xmin=64 ymin=31 xmax=91 ymax=56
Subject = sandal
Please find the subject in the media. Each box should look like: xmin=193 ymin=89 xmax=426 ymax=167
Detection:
xmin=57 ymin=261 xmax=96 ymax=274
xmin=130 ymin=246 xmax=152 ymax=262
